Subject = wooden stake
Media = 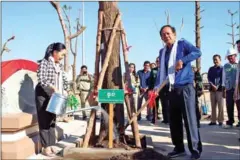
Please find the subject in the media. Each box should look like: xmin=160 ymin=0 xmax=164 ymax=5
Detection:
xmin=82 ymin=109 xmax=96 ymax=148
xmin=94 ymin=11 xmax=104 ymax=90
xmin=83 ymin=11 xmax=103 ymax=148
xmin=120 ymin=21 xmax=141 ymax=148
xmin=109 ymin=103 xmax=114 ymax=148
xmin=96 ymin=13 xmax=121 ymax=90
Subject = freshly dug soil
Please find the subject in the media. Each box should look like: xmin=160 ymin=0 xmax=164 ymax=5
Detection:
xmin=109 ymin=153 xmax=131 ymax=160
xmin=90 ymin=135 xmax=146 ymax=149
xmin=109 ymin=148 xmax=170 ymax=160
xmin=132 ymin=148 xmax=170 ymax=160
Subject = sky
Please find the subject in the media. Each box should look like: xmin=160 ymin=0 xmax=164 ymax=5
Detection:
xmin=2 ymin=1 xmax=240 ymax=75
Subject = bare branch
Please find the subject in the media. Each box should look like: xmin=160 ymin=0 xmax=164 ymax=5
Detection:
xmin=200 ymin=9 xmax=205 ymax=13
xmin=180 ymin=17 xmax=184 ymax=33
xmin=228 ymin=33 xmax=233 ymax=36
xmin=165 ymin=10 xmax=170 ymax=25
xmin=226 ymin=24 xmax=232 ymax=27
xmin=1 ymin=35 xmax=15 ymax=56
xmin=68 ymin=26 xmax=86 ymax=39
xmin=50 ymin=1 xmax=68 ymax=38
xmin=50 ymin=0 xmax=58 ymax=10
xmin=200 ymin=26 xmax=204 ymax=29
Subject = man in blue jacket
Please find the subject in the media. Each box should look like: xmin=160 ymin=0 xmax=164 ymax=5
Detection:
xmin=154 ymin=25 xmax=202 ymax=160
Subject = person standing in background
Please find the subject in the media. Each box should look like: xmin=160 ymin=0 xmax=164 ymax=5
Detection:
xmin=123 ymin=63 xmax=140 ymax=113
xmin=234 ymin=40 xmax=240 ymax=142
xmin=207 ymin=54 xmax=224 ymax=126
xmin=149 ymin=57 xmax=162 ymax=124
xmin=192 ymin=66 xmax=203 ymax=128
xmin=76 ymin=65 xmax=94 ymax=120
xmin=137 ymin=61 xmax=151 ymax=121
xmin=222 ymin=48 xmax=240 ymax=128
xmin=234 ymin=40 xmax=240 ymax=128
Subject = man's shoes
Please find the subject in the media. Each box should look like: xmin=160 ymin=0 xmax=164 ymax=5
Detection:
xmin=236 ymin=122 xmax=240 ymax=127
xmin=222 ymin=124 xmax=233 ymax=129
xmin=218 ymin=122 xmax=223 ymax=126
xmin=161 ymin=120 xmax=169 ymax=124
xmin=96 ymin=116 xmax=100 ymax=120
xmin=191 ymin=153 xmax=201 ymax=160
xmin=137 ymin=117 xmax=141 ymax=121
xmin=208 ymin=122 xmax=217 ymax=126
xmin=150 ymin=120 xmax=155 ymax=125
xmin=82 ymin=116 xmax=87 ymax=120
xmin=167 ymin=149 xmax=186 ymax=158
xmin=146 ymin=115 xmax=152 ymax=121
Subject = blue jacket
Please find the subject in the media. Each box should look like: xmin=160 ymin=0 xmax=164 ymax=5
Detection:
xmin=137 ymin=70 xmax=151 ymax=89
xmin=154 ymin=38 xmax=202 ymax=89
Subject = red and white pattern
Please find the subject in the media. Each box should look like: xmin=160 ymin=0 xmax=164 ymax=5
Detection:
xmin=1 ymin=59 xmax=38 ymax=115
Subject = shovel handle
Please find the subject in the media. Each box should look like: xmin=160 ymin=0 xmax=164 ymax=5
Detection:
xmin=124 ymin=79 xmax=168 ymax=130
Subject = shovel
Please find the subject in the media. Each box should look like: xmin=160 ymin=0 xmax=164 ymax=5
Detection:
xmin=124 ymin=79 xmax=168 ymax=130
xmin=65 ymin=105 xmax=101 ymax=114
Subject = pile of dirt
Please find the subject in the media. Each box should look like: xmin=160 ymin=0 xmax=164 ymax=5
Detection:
xmin=109 ymin=149 xmax=170 ymax=160
xmin=132 ymin=148 xmax=170 ymax=160
xmin=109 ymin=153 xmax=131 ymax=160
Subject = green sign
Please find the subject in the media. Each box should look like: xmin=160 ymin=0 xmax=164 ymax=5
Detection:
xmin=98 ymin=89 xmax=124 ymax=104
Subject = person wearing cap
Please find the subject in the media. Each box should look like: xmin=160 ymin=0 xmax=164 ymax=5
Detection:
xmin=207 ymin=54 xmax=224 ymax=126
xmin=222 ymin=48 xmax=239 ymax=128
xmin=233 ymin=39 xmax=240 ymax=128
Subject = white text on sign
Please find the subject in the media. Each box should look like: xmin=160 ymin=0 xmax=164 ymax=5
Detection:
xmin=107 ymin=92 xmax=116 ymax=98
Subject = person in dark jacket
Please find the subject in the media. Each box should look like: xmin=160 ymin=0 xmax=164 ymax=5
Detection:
xmin=137 ymin=61 xmax=151 ymax=121
xmin=192 ymin=66 xmax=203 ymax=128
xmin=207 ymin=54 xmax=224 ymax=126
xmin=149 ymin=57 xmax=162 ymax=124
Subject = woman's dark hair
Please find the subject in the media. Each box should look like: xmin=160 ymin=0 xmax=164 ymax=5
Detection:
xmin=38 ymin=42 xmax=66 ymax=63
xmin=129 ymin=63 xmax=138 ymax=81
xmin=159 ymin=25 xmax=176 ymax=37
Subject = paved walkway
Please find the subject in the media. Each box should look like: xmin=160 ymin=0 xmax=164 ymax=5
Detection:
xmin=30 ymin=99 xmax=240 ymax=159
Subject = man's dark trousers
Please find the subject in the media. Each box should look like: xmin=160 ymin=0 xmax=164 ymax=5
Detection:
xmin=169 ymin=83 xmax=202 ymax=155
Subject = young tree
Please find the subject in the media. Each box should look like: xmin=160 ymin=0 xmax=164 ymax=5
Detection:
xmin=226 ymin=10 xmax=238 ymax=48
xmin=97 ymin=1 xmax=124 ymax=144
xmin=50 ymin=1 xmax=86 ymax=71
xmin=62 ymin=5 xmax=82 ymax=93
xmin=195 ymin=1 xmax=204 ymax=71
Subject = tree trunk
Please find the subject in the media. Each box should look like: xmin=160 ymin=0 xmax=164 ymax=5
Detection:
xmin=98 ymin=1 xmax=124 ymax=144
xmin=195 ymin=1 xmax=201 ymax=71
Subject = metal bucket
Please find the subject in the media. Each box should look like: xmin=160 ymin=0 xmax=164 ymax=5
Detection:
xmin=46 ymin=93 xmax=67 ymax=115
